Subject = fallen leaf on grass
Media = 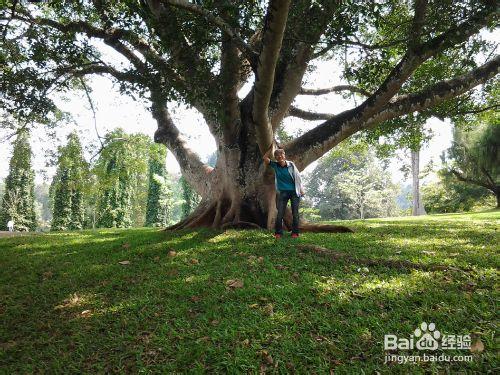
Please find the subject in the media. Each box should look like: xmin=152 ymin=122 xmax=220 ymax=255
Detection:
xmin=118 ymin=260 xmax=130 ymax=265
xmin=168 ymin=250 xmax=177 ymax=257
xmin=42 ymin=271 xmax=53 ymax=280
xmin=210 ymin=319 xmax=219 ymax=326
xmin=190 ymin=296 xmax=201 ymax=303
xmin=81 ymin=310 xmax=92 ymax=316
xmin=0 ymin=341 xmax=17 ymax=350
xmin=422 ymin=251 xmax=436 ymax=255
xmin=263 ymin=303 xmax=274 ymax=316
xmin=260 ymin=350 xmax=274 ymax=365
xmin=249 ymin=303 xmax=259 ymax=308
xmin=190 ymin=258 xmax=199 ymax=265
xmin=241 ymin=338 xmax=250 ymax=347
xmin=470 ymin=338 xmax=484 ymax=353
xmin=166 ymin=268 xmax=178 ymax=277
xmin=226 ymin=279 xmax=244 ymax=288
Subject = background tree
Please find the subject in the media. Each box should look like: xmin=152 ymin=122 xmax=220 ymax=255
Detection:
xmin=93 ymin=129 xmax=153 ymax=228
xmin=444 ymin=110 xmax=499 ymax=207
xmin=422 ymin=169 xmax=494 ymax=213
xmin=50 ymin=132 xmax=89 ymax=230
xmin=2 ymin=1 xmax=498 ymax=231
xmin=180 ymin=176 xmax=201 ymax=219
xmin=307 ymin=140 xmax=398 ymax=220
xmin=34 ymin=182 xmax=51 ymax=229
xmin=0 ymin=131 xmax=37 ymax=231
xmin=145 ymin=143 xmax=173 ymax=226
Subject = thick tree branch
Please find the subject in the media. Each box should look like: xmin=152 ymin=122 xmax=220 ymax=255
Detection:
xmin=418 ymin=2 xmax=498 ymax=59
xmin=299 ymin=85 xmax=371 ymax=97
xmin=11 ymin=13 xmax=148 ymax=72
xmin=269 ymin=3 xmax=341 ymax=130
xmin=151 ymin=100 xmax=213 ymax=196
xmin=451 ymin=169 xmax=493 ymax=190
xmin=363 ymin=55 xmax=500 ymax=128
xmin=269 ymin=42 xmax=313 ymax=130
xmin=408 ymin=0 xmax=428 ymax=50
xmin=285 ymin=3 xmax=498 ymax=166
xmin=161 ymin=0 xmax=258 ymax=66
xmin=220 ymin=37 xmax=241 ymax=145
xmin=285 ymin=55 xmax=500 ymax=170
xmin=253 ymin=0 xmax=292 ymax=153
xmin=144 ymin=0 xmax=222 ymax=129
xmin=274 ymin=0 xmax=489 ymax=132
xmin=287 ymin=106 xmax=334 ymax=121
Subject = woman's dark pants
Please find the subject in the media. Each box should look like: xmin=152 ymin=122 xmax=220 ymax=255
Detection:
xmin=275 ymin=190 xmax=300 ymax=235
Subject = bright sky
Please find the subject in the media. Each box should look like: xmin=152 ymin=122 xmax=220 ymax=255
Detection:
xmin=0 ymin=49 xmax=456 ymax=187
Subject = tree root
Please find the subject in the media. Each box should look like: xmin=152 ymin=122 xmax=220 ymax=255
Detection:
xmin=165 ymin=199 xmax=354 ymax=233
xmin=221 ymin=221 xmax=261 ymax=230
xmin=297 ymin=244 xmax=472 ymax=272
xmin=299 ymin=223 xmax=354 ymax=233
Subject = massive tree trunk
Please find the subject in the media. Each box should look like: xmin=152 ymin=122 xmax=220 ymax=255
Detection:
xmin=155 ymin=99 xmax=353 ymax=232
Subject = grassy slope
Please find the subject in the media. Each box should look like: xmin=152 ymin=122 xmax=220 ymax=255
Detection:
xmin=0 ymin=211 xmax=498 ymax=373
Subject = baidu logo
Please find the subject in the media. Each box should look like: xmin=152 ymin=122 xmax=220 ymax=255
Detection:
xmin=384 ymin=321 xmax=473 ymax=351
xmin=413 ymin=322 xmax=440 ymax=350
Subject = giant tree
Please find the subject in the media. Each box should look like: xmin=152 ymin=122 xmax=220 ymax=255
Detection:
xmin=1 ymin=0 xmax=498 ymax=230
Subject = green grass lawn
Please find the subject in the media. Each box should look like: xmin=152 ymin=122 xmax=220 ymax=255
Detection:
xmin=1 ymin=211 xmax=498 ymax=373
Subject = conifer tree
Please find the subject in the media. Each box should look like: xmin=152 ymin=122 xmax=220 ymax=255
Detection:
xmin=145 ymin=145 xmax=172 ymax=227
xmin=50 ymin=132 xmax=88 ymax=230
xmin=446 ymin=113 xmax=500 ymax=207
xmin=94 ymin=129 xmax=140 ymax=228
xmin=0 ymin=131 xmax=37 ymax=231
xmin=95 ymin=151 xmax=133 ymax=228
